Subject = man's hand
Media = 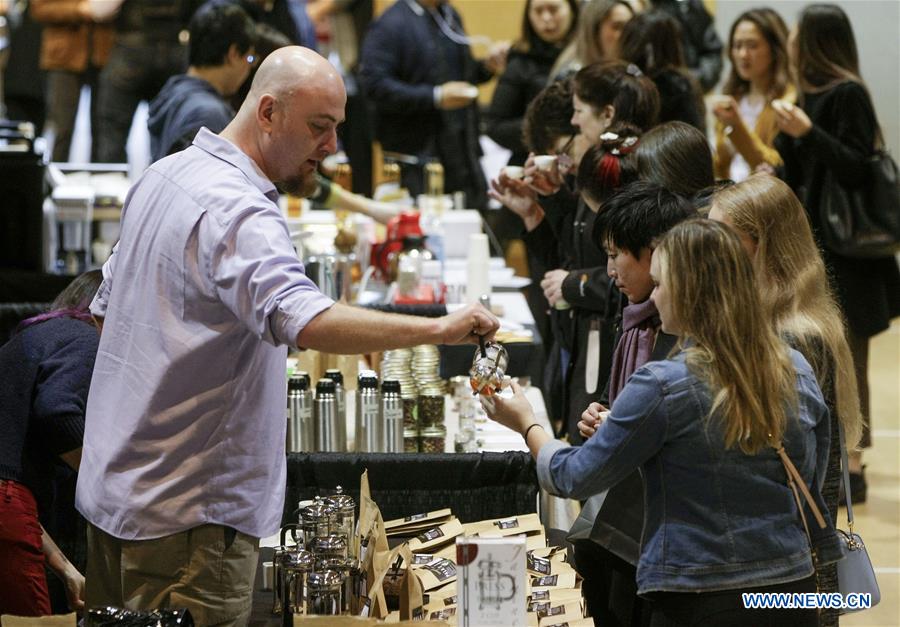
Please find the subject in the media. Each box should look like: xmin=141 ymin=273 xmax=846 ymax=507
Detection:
xmin=438 ymin=81 xmax=478 ymax=110
xmin=577 ymin=402 xmax=608 ymax=439
xmin=437 ymin=303 xmax=499 ymax=345
xmin=541 ymin=269 xmax=569 ymax=307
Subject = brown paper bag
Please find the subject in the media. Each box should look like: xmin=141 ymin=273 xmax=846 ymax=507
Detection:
xmin=399 ymin=544 xmax=426 ymax=620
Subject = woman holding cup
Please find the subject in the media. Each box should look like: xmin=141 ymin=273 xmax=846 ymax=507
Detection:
xmin=483 ymin=219 xmax=840 ymax=626
xmin=712 ymin=8 xmax=794 ymax=182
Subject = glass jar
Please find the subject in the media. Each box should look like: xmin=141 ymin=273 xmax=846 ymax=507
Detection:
xmin=417 ymin=393 xmax=445 ymax=428
xmin=404 ymin=428 xmax=420 ymax=453
xmin=419 ymin=426 xmax=447 ymax=453
xmin=402 ymin=395 xmax=418 ymax=429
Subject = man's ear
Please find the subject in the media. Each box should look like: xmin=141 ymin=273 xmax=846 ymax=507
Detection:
xmin=226 ymin=43 xmax=242 ymax=66
xmin=257 ymin=94 xmax=276 ymax=133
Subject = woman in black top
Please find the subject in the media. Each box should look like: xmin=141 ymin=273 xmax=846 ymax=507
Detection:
xmin=486 ymin=0 xmax=578 ymax=166
xmin=774 ymin=4 xmax=900 ymax=500
xmin=618 ymin=10 xmax=706 ymax=134
xmin=0 ymin=271 xmax=101 ymax=616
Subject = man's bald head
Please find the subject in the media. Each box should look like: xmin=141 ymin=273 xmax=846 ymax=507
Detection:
xmin=243 ymin=46 xmax=345 ymax=113
xmin=222 ymin=46 xmax=346 ymax=197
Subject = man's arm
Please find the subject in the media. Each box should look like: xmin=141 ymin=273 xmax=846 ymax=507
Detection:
xmin=297 ymin=302 xmax=498 ymax=354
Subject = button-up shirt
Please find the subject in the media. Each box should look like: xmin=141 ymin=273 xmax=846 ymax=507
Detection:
xmin=76 ymin=128 xmax=334 ymax=540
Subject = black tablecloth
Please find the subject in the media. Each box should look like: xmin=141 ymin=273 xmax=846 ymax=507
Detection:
xmin=282 ymin=451 xmax=538 ymax=525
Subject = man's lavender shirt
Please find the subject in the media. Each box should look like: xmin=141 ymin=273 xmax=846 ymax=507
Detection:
xmin=76 ymin=128 xmax=334 ymax=540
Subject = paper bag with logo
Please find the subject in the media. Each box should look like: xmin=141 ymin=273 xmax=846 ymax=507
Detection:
xmin=399 ymin=544 xmax=426 ymax=620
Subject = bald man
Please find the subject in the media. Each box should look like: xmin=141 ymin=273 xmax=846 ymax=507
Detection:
xmin=76 ymin=47 xmax=498 ymax=623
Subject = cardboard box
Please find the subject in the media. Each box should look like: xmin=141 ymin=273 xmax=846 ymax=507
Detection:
xmin=457 ymin=536 xmax=527 ymax=627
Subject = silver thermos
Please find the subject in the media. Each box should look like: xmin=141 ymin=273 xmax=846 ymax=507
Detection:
xmin=381 ymin=379 xmax=404 ymax=453
xmin=324 ymin=369 xmax=347 ymax=451
xmin=287 ymin=372 xmax=314 ymax=453
xmin=355 ymin=372 xmax=381 ymax=452
xmin=315 ymin=379 xmax=341 ymax=452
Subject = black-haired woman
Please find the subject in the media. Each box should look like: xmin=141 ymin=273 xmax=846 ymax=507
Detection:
xmin=0 ymin=271 xmax=102 ymax=616
xmin=487 ymin=0 xmax=578 ymax=166
xmin=774 ymin=3 xmax=900 ymax=503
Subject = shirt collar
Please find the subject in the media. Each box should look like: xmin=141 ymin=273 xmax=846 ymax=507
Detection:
xmin=192 ymin=127 xmax=279 ymax=202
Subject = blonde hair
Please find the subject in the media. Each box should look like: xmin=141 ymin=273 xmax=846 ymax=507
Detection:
xmin=712 ymin=175 xmax=862 ymax=448
xmin=656 ymin=219 xmax=797 ymax=455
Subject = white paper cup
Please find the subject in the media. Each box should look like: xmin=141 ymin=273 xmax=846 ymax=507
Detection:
xmin=534 ymin=155 xmax=558 ymax=171
xmin=463 ymin=86 xmax=480 ymax=99
xmin=502 ymin=166 xmax=525 ymax=180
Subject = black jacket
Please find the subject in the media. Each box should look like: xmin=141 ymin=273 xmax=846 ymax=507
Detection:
xmin=486 ymin=42 xmax=562 ymax=165
xmin=523 ymin=194 xmax=617 ymax=442
xmin=652 ymin=68 xmax=706 ymax=134
xmin=775 ymin=81 xmax=900 ymax=338
xmin=652 ymin=0 xmax=722 ymax=92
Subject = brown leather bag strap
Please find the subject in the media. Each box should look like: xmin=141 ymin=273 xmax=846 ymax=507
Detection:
xmin=774 ymin=444 xmax=827 ymax=530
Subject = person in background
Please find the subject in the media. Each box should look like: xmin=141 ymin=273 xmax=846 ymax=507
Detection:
xmin=709 ymin=174 xmax=863 ymax=627
xmin=492 ymin=61 xmax=659 ymax=441
xmin=548 ymin=0 xmax=632 ymax=81
xmin=0 ymin=270 xmax=101 ymax=617
xmin=712 ymin=8 xmax=793 ymax=182
xmin=487 ymin=0 xmax=577 ymax=166
xmin=77 ymin=48 xmax=498 ymax=624
xmin=147 ymin=2 xmax=256 ymax=162
xmin=306 ymin=0 xmax=376 ymax=196
xmin=573 ymin=181 xmax=695 ymax=627
xmin=484 ymin=218 xmax=840 ymax=627
xmin=1 ymin=1 xmax=47 ymax=132
xmin=646 ymin=0 xmax=722 ymax=93
xmin=94 ymin=0 xmax=204 ymax=163
xmin=30 ymin=1 xmax=114 ymax=162
xmin=618 ymin=10 xmax=705 ymax=132
xmin=774 ymin=3 xmax=900 ymax=502
xmin=359 ymin=0 xmax=507 ymax=209
xmin=629 ymin=120 xmax=714 ymax=199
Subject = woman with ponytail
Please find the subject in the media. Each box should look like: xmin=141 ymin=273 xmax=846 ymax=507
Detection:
xmin=484 ymin=220 xmax=840 ymax=626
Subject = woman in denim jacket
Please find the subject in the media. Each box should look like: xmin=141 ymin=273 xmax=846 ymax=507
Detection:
xmin=485 ymin=219 xmax=841 ymax=626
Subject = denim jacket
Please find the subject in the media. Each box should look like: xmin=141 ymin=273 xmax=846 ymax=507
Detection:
xmin=537 ymin=348 xmax=841 ymax=594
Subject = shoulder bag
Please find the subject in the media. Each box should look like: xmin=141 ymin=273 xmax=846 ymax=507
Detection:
xmin=820 ymin=150 xmax=900 ymax=258
xmin=834 ymin=421 xmax=881 ymax=613
xmin=774 ymin=429 xmax=880 ymax=613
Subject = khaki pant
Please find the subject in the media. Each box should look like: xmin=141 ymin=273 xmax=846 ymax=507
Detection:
xmin=86 ymin=523 xmax=259 ymax=627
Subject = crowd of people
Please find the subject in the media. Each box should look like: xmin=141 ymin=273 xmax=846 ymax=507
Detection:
xmin=1 ymin=0 xmax=898 ymax=626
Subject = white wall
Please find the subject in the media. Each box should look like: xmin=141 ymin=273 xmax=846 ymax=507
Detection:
xmin=713 ymin=0 xmax=900 ymax=157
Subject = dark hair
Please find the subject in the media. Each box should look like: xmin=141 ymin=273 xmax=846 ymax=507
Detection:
xmin=522 ymin=79 xmax=577 ymax=153
xmin=722 ymin=8 xmax=791 ymax=102
xmin=593 ymin=180 xmax=695 ymax=255
xmin=576 ymin=123 xmax=641 ymax=205
xmin=795 ymin=3 xmax=862 ymax=92
xmin=514 ymin=0 xmax=579 ymax=52
xmin=693 ymin=179 xmax=735 ymax=212
xmin=231 ymin=22 xmax=291 ymax=110
xmin=630 ymin=121 xmax=714 ymax=197
xmin=17 ymin=270 xmax=103 ymax=331
xmin=574 ymin=61 xmax=660 ymax=132
xmin=618 ymin=10 xmax=686 ymax=76
xmin=188 ymin=2 xmax=256 ymax=67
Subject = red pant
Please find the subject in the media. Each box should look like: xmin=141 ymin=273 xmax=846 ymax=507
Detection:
xmin=0 ymin=479 xmax=51 ymax=616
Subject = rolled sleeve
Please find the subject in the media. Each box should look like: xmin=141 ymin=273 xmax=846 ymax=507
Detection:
xmin=90 ymin=242 xmax=119 ymax=318
xmin=211 ymin=207 xmax=335 ymax=348
xmin=536 ymin=439 xmax=570 ymax=496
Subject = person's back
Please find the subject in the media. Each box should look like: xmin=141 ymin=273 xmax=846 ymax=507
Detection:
xmin=625 ymin=350 xmax=824 ymax=591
